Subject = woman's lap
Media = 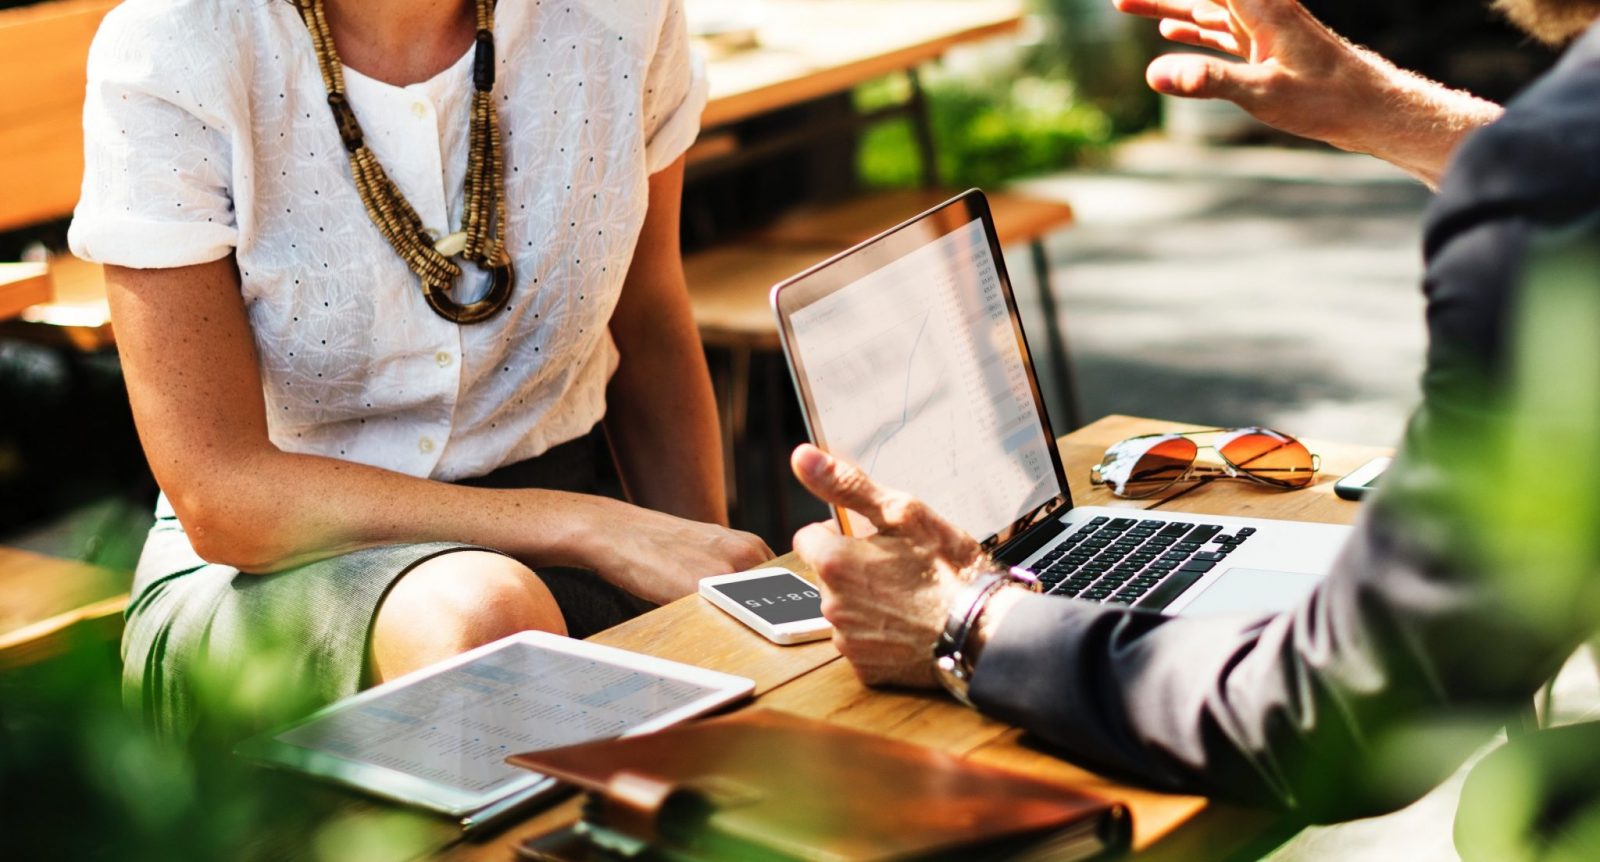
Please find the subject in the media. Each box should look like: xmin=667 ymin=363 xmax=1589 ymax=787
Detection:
xmin=123 ymin=535 xmax=478 ymax=738
xmin=122 ymin=433 xmax=651 ymax=739
xmin=124 ymin=536 xmax=650 ymax=739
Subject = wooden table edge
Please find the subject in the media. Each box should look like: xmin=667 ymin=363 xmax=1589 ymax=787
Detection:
xmin=700 ymin=15 xmax=1024 ymax=129
xmin=435 ymin=415 xmax=1390 ymax=860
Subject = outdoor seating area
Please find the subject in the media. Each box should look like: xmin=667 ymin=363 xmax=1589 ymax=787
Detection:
xmin=3 ymin=1 xmax=1597 ymax=861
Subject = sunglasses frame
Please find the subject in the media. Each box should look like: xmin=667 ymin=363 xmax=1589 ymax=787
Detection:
xmin=1089 ymin=427 xmax=1322 ymax=499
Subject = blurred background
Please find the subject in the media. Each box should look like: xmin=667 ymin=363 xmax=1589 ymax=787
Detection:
xmin=0 ymin=1 xmax=1570 ymax=858
xmin=0 ymin=0 xmax=1560 ymax=564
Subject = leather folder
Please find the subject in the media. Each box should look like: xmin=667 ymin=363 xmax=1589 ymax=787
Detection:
xmin=509 ymin=709 xmax=1130 ymax=861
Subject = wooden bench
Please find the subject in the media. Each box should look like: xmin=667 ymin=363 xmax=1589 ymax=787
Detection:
xmin=0 ymin=262 xmax=51 ymax=321
xmin=753 ymin=187 xmax=1075 ymax=249
xmin=0 ymin=546 xmax=129 ymax=672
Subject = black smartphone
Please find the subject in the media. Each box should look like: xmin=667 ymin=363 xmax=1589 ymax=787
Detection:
xmin=1334 ymin=456 xmax=1391 ymax=501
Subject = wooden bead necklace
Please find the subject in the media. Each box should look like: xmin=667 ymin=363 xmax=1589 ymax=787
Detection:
xmin=297 ymin=0 xmax=513 ymax=324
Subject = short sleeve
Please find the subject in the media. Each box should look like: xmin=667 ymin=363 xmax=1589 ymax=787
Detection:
xmin=640 ymin=0 xmax=709 ymax=175
xmin=67 ymin=4 xmax=239 ymax=269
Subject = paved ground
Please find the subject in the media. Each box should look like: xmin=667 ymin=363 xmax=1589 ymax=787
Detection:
xmin=1013 ymin=138 xmax=1433 ymax=448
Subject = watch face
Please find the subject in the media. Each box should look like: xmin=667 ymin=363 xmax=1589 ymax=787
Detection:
xmin=711 ymin=574 xmax=823 ymax=625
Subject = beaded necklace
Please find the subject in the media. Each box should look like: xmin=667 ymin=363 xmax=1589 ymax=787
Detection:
xmin=297 ymin=0 xmax=513 ymax=324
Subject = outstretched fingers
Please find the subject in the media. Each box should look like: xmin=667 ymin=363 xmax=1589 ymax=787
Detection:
xmin=1114 ymin=0 xmax=1233 ymax=29
xmin=1145 ymin=52 xmax=1272 ymax=103
xmin=1159 ymin=19 xmax=1244 ymax=56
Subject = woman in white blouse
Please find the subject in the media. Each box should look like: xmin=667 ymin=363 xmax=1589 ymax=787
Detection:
xmin=69 ymin=0 xmax=770 ymax=735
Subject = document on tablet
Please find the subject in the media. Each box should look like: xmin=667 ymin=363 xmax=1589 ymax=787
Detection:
xmin=238 ymin=632 xmax=754 ymax=818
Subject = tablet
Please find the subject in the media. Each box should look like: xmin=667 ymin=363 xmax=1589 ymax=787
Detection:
xmin=236 ymin=631 xmax=754 ymax=819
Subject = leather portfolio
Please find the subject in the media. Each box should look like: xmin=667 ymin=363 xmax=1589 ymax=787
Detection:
xmin=509 ymin=709 xmax=1130 ymax=861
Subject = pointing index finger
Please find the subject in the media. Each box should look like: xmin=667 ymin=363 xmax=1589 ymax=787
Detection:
xmin=791 ymin=444 xmax=897 ymax=533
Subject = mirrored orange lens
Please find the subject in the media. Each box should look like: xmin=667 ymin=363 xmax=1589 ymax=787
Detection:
xmin=1120 ymin=437 xmax=1199 ymax=496
xmin=1218 ymin=430 xmax=1316 ymax=488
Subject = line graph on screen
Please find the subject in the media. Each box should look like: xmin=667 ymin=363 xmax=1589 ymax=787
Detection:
xmin=788 ymin=218 xmax=1058 ymax=540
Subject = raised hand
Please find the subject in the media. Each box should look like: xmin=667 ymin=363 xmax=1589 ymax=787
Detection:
xmin=1112 ymin=0 xmax=1502 ymax=186
xmin=1117 ymin=0 xmax=1352 ymax=137
xmin=789 ymin=444 xmax=998 ymax=688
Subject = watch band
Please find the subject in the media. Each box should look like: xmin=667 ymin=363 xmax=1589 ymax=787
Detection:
xmin=933 ymin=567 xmax=1037 ymax=707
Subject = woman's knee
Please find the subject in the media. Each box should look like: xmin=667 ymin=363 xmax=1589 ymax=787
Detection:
xmin=372 ymin=551 xmax=566 ymax=679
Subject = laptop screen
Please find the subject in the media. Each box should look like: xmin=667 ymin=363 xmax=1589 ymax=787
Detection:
xmin=777 ymin=194 xmax=1066 ymax=545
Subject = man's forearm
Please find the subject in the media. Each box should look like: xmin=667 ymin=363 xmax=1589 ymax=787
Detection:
xmin=1337 ymin=46 xmax=1504 ymax=189
xmin=1120 ymin=0 xmax=1502 ymax=189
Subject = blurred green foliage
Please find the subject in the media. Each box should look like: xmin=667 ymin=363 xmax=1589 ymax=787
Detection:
xmin=854 ymin=0 xmax=1161 ymax=189
xmin=1433 ymin=222 xmax=1600 ymax=859
xmin=1031 ymin=0 xmax=1163 ymax=132
xmin=0 ymin=623 xmax=444 ymax=860
xmin=856 ymin=75 xmax=1112 ymax=189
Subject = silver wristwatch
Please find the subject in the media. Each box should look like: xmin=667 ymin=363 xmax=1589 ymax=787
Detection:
xmin=932 ymin=567 xmax=1037 ymax=707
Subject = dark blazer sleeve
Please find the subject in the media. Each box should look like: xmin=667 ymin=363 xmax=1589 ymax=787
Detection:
xmin=969 ymin=27 xmax=1600 ymax=824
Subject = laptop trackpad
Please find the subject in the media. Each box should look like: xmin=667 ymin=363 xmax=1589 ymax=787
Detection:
xmin=1176 ymin=568 xmax=1322 ymax=616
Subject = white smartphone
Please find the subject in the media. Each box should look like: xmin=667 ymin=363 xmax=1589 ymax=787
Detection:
xmin=1335 ymin=456 xmax=1392 ymax=501
xmin=699 ymin=567 xmax=833 ymax=645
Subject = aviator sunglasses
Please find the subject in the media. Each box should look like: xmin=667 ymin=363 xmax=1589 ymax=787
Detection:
xmin=1090 ymin=427 xmax=1322 ymax=499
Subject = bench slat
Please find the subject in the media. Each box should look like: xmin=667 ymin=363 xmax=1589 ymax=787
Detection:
xmin=755 ymin=188 xmax=1074 ymax=248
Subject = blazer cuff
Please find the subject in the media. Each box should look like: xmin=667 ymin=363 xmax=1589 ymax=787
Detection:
xmin=968 ymin=592 xmax=1102 ymax=723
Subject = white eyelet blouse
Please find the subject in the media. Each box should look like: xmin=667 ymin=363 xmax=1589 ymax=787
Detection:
xmin=69 ymin=0 xmax=707 ymax=481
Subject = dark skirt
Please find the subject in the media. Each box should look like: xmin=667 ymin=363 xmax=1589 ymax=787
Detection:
xmin=120 ymin=431 xmax=651 ymax=739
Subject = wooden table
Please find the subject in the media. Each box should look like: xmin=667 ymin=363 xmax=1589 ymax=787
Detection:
xmin=423 ymin=414 xmax=1391 ymax=861
xmin=696 ymin=0 xmax=1023 ymax=129
xmin=0 ymin=546 xmax=128 ymax=671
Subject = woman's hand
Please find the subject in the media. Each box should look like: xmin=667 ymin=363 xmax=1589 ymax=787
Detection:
xmin=1114 ymin=0 xmax=1502 ymax=187
xmin=581 ymin=500 xmax=772 ymax=605
xmin=789 ymin=444 xmax=991 ymax=689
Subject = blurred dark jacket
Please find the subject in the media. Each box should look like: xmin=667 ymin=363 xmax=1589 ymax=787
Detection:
xmin=970 ymin=22 xmax=1600 ymax=822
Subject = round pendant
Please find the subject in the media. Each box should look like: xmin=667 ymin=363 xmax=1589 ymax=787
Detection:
xmin=424 ymin=258 xmax=515 ymax=324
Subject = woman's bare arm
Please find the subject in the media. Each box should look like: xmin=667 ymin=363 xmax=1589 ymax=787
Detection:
xmin=107 ymin=255 xmax=766 ymax=601
xmin=605 ymin=155 xmax=747 ymax=531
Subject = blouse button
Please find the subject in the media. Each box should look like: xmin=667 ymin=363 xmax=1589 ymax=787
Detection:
xmin=418 ymin=436 xmax=436 ymax=454
xmin=435 ymin=350 xmax=453 ymax=368
xmin=411 ymin=101 xmax=428 ymax=119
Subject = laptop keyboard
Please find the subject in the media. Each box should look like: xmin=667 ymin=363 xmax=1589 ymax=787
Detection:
xmin=1025 ymin=516 xmax=1255 ymax=610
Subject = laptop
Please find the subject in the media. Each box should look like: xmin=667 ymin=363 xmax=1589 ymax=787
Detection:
xmin=770 ymin=190 xmax=1351 ymax=616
